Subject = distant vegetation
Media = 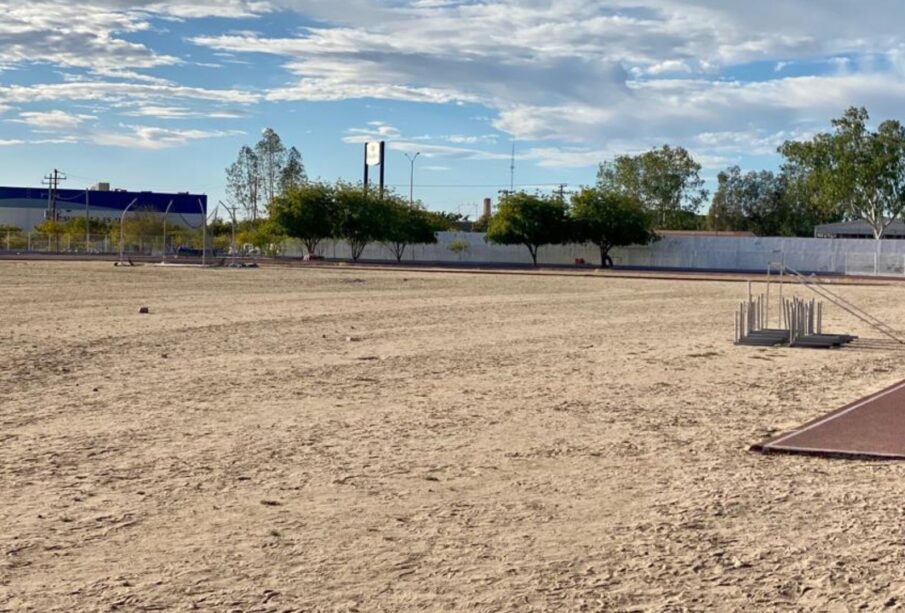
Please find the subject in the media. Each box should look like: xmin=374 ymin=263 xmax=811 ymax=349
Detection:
xmin=210 ymin=108 xmax=905 ymax=267
xmin=270 ymin=181 xmax=453 ymax=262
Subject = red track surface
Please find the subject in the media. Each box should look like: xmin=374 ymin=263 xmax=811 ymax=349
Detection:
xmin=754 ymin=379 xmax=905 ymax=459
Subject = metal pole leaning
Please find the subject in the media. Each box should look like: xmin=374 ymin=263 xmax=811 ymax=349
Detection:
xmin=784 ymin=264 xmax=904 ymax=343
xmin=118 ymin=198 xmax=138 ymax=265
xmin=161 ymin=200 xmax=174 ymax=263
xmin=198 ymin=198 xmax=207 ymax=267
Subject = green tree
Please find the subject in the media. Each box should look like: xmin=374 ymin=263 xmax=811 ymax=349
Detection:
xmin=236 ymin=219 xmax=286 ymax=257
xmin=256 ymin=128 xmax=287 ymax=207
xmin=570 ymin=187 xmax=653 ymax=268
xmin=226 ymin=145 xmax=261 ymax=223
xmin=447 ymin=239 xmax=470 ymax=260
xmin=280 ymin=146 xmax=308 ymax=194
xmin=707 ymin=167 xmax=750 ymax=232
xmin=111 ymin=207 xmax=164 ymax=253
xmin=62 ymin=216 xmax=110 ymax=237
xmin=382 ymin=198 xmax=439 ymax=262
xmin=485 ymin=192 xmax=569 ymax=266
xmin=34 ymin=219 xmax=66 ymax=251
xmin=597 ymin=145 xmax=708 ymax=229
xmin=334 ymin=183 xmax=392 ymax=262
xmin=780 ymin=107 xmax=905 ymax=239
xmin=423 ymin=210 xmax=461 ymax=232
xmin=270 ymin=182 xmax=336 ymax=257
xmin=471 ymin=214 xmax=491 ymax=232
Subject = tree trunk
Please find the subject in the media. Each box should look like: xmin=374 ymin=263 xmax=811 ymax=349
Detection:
xmin=304 ymin=239 xmax=321 ymax=257
xmin=598 ymin=243 xmax=614 ymax=268
xmin=528 ymin=244 xmax=538 ymax=266
xmin=350 ymin=241 xmax=367 ymax=262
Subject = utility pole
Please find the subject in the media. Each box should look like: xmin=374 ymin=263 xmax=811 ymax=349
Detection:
xmin=379 ymin=141 xmax=386 ymax=200
xmin=42 ymin=169 xmax=66 ymax=251
xmin=404 ymin=152 xmax=420 ymax=206
xmin=363 ymin=143 xmax=370 ymax=197
xmin=556 ymin=184 xmax=568 ymax=202
xmin=510 ymin=142 xmax=516 ymax=194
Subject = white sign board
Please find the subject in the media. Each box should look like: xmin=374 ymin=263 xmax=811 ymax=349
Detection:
xmin=366 ymin=142 xmax=383 ymax=166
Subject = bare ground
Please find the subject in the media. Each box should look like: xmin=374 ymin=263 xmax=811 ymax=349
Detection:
xmin=2 ymin=261 xmax=905 ymax=612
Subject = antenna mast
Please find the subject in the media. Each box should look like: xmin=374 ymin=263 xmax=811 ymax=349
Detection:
xmin=510 ymin=142 xmax=515 ymax=193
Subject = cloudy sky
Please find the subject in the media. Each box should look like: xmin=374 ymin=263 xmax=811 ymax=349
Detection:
xmin=2 ymin=0 xmax=905 ymax=214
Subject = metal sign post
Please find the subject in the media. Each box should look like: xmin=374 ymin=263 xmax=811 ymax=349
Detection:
xmin=364 ymin=141 xmax=386 ymax=199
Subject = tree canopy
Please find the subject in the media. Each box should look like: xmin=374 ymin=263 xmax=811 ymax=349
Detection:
xmin=485 ymin=192 xmax=569 ymax=265
xmin=382 ymin=198 xmax=441 ymax=262
xmin=570 ymin=187 xmax=654 ymax=267
xmin=280 ymin=146 xmax=308 ymax=194
xmin=269 ymin=181 xmax=336 ymax=256
xmin=333 ymin=183 xmax=394 ymax=262
xmin=597 ymin=145 xmax=708 ymax=230
xmin=779 ymin=107 xmax=905 ymax=239
xmin=707 ymin=167 xmax=816 ymax=236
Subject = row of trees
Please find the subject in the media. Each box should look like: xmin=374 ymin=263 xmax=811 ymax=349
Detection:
xmin=265 ymin=181 xmax=653 ymax=267
xmin=269 ymin=182 xmax=456 ymax=261
xmin=607 ymin=107 xmax=905 ymax=239
xmin=486 ymin=190 xmax=653 ymax=266
xmin=218 ymin=108 xmax=905 ymax=267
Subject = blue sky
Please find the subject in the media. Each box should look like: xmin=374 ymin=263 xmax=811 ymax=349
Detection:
xmin=3 ymin=1 xmax=905 ymax=218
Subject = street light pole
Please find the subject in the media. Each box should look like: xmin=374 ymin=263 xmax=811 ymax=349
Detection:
xmin=404 ymin=152 xmax=420 ymax=206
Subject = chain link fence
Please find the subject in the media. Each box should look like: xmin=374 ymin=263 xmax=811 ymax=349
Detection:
xmin=1 ymin=231 xmax=197 ymax=256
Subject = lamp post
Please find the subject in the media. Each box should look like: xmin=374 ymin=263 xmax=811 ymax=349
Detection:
xmin=404 ymin=152 xmax=420 ymax=206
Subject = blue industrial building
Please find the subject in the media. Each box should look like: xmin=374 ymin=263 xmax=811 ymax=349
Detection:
xmin=0 ymin=185 xmax=207 ymax=232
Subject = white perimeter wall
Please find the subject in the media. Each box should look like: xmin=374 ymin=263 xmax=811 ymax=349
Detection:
xmin=284 ymin=232 xmax=905 ymax=275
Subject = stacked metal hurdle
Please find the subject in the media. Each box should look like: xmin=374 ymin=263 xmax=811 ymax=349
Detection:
xmin=735 ymin=294 xmax=857 ymax=348
xmin=781 ymin=296 xmax=857 ymax=348
xmin=735 ymin=293 xmax=790 ymax=347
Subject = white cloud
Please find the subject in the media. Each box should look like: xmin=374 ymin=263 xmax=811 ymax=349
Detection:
xmin=0 ymin=2 xmax=175 ymax=73
xmin=5 ymin=0 xmax=905 ymax=176
xmin=0 ymin=82 xmax=258 ymax=106
xmin=92 ymin=124 xmax=244 ymax=149
xmin=146 ymin=1 xmax=273 ymax=19
xmin=121 ymin=105 xmax=247 ymax=119
xmin=11 ymin=110 xmax=95 ymax=130
xmin=188 ymin=0 xmax=905 ymax=168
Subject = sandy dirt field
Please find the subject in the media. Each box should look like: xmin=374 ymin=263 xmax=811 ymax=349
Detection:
xmin=3 ymin=261 xmax=905 ymax=612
